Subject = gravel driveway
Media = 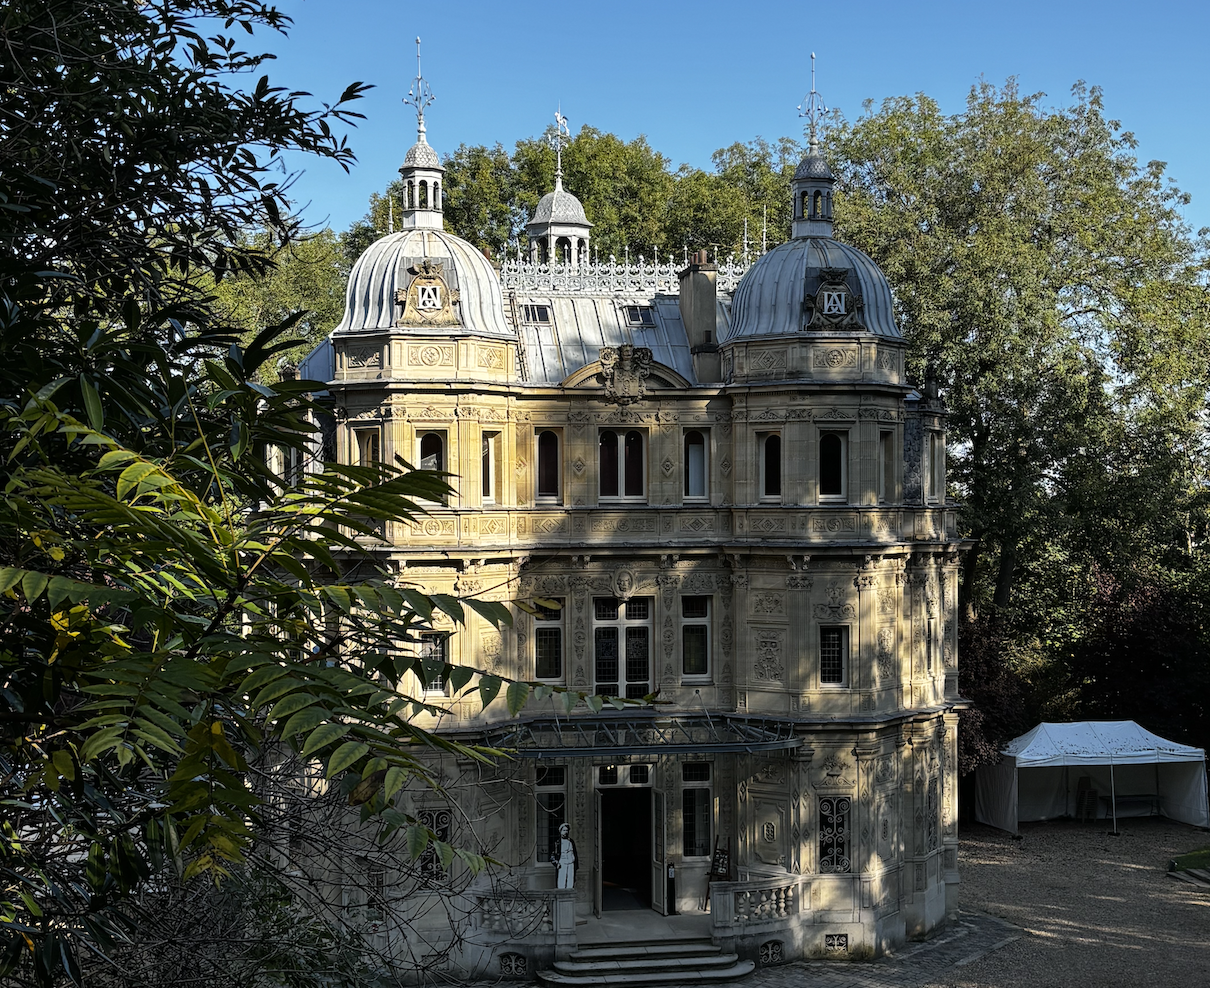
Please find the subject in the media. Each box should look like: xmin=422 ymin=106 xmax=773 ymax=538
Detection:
xmin=928 ymin=818 xmax=1210 ymax=988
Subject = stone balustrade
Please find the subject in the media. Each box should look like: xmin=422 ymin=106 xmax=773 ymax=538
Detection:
xmin=710 ymin=874 xmax=806 ymax=938
xmin=469 ymin=886 xmax=576 ymax=958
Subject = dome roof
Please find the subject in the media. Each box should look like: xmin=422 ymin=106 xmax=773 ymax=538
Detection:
xmin=528 ymin=186 xmax=592 ymax=228
xmin=793 ymin=153 xmax=834 ymax=181
xmin=335 ymin=228 xmax=511 ymax=336
xmin=403 ymin=139 xmax=442 ymax=169
xmin=725 ymin=237 xmax=901 ymax=341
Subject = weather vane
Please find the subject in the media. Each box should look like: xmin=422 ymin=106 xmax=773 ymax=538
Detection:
xmin=552 ymin=106 xmax=570 ymax=189
xmin=404 ymin=37 xmax=435 ymax=141
xmin=797 ymin=52 xmax=828 ymax=154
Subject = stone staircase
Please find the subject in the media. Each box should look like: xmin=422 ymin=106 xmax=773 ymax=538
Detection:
xmin=536 ymin=937 xmax=755 ymax=987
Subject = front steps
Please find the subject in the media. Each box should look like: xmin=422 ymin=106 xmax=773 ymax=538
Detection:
xmin=536 ymin=937 xmax=755 ymax=986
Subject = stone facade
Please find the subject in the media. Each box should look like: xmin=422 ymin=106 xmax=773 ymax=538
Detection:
xmin=296 ymin=110 xmax=964 ymax=978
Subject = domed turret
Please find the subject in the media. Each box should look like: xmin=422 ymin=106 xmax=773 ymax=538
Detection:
xmin=334 ymin=43 xmax=510 ymax=339
xmin=527 ymin=110 xmax=592 ymax=264
xmin=725 ymin=61 xmax=901 ymax=343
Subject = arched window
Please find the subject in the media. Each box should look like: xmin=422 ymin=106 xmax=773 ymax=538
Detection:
xmin=538 ymin=237 xmax=549 ymax=264
xmin=420 ymin=431 xmax=444 ymax=472
xmin=407 ymin=180 xmax=415 ymax=209
xmin=684 ymin=430 xmax=707 ymax=498
xmin=537 ymin=430 xmax=561 ymax=500
xmin=418 ymin=180 xmax=428 ymax=210
xmin=819 ymin=432 xmax=846 ymax=500
xmin=813 ymin=190 xmax=823 ymax=219
xmin=577 ymin=238 xmax=587 ymax=262
xmin=556 ymin=237 xmax=572 ymax=263
xmin=801 ymin=192 xmax=810 ymax=219
xmin=433 ymin=181 xmax=440 ymax=209
xmin=761 ymin=433 xmax=781 ymax=499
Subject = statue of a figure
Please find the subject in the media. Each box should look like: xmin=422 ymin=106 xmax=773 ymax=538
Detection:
xmin=550 ymin=823 xmax=578 ymax=889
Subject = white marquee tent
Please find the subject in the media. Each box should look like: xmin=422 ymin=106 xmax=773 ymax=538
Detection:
xmin=974 ymin=721 xmax=1209 ymax=834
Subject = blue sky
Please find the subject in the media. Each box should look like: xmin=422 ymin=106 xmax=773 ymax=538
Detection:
xmin=263 ymin=0 xmax=1210 ymax=239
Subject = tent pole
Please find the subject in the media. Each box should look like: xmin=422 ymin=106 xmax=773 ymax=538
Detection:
xmin=1110 ymin=761 xmax=1118 ymax=834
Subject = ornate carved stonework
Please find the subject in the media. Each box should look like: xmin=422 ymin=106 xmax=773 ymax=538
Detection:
xmin=599 ymin=344 xmax=652 ymax=405
xmin=753 ymin=630 xmax=785 ymax=681
xmin=395 ymin=259 xmax=461 ymax=327
xmin=805 ymin=269 xmax=864 ymax=330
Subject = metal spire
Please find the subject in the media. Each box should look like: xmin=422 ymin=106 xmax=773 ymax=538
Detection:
xmin=404 ymin=37 xmax=435 ymax=144
xmin=797 ymin=52 xmax=828 ymax=155
xmin=552 ymin=106 xmax=570 ymax=191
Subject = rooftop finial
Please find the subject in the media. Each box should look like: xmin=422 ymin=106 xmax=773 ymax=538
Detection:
xmin=404 ymin=36 xmax=435 ymax=144
xmin=797 ymin=51 xmax=828 ymax=155
xmin=552 ymin=106 xmax=570 ymax=192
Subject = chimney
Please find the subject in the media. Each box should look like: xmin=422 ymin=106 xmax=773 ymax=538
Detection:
xmin=678 ymin=250 xmax=721 ymax=384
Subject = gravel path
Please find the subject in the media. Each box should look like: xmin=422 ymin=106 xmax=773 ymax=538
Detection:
xmin=926 ymin=818 xmax=1210 ymax=988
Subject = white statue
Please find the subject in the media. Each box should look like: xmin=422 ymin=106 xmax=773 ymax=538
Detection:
xmin=551 ymin=823 xmax=578 ymax=889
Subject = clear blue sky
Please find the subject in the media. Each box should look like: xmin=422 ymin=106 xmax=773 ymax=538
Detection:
xmin=263 ymin=0 xmax=1210 ymax=239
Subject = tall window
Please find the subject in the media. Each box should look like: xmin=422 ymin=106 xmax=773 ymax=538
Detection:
xmin=419 ymin=431 xmax=445 ymax=472
xmin=681 ymin=596 xmax=711 ymax=678
xmin=819 ymin=431 xmax=846 ymax=501
xmin=354 ymin=428 xmax=380 ymax=467
xmin=878 ymin=430 xmax=894 ymax=503
xmin=534 ymin=599 xmax=564 ymax=681
xmin=926 ymin=432 xmax=945 ymax=503
xmin=593 ymin=596 xmax=652 ymax=699
xmin=759 ymin=433 xmax=781 ymax=499
xmin=535 ymin=766 xmax=567 ymax=865
xmin=682 ymin=762 xmax=712 ymax=857
xmin=820 ymin=626 xmax=848 ymax=686
xmin=599 ymin=430 xmax=645 ymax=499
xmin=684 ymin=430 xmax=708 ymax=499
xmin=818 ymin=796 xmax=851 ymax=873
xmin=481 ymin=431 xmax=501 ymax=504
xmin=418 ymin=632 xmax=450 ymax=695
xmin=536 ymin=430 xmax=561 ymax=502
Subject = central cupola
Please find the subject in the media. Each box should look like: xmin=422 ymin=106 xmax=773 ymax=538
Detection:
xmin=526 ymin=109 xmax=592 ymax=264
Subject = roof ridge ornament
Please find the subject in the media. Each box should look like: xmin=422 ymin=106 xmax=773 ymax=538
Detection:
xmin=404 ymin=36 xmax=436 ymax=146
xmin=552 ymin=106 xmax=570 ymax=192
xmin=797 ymin=52 xmax=828 ymax=156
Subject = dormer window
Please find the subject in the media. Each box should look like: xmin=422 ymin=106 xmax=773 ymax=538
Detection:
xmin=624 ymin=305 xmax=655 ymax=327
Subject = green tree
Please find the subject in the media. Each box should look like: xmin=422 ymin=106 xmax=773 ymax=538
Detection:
xmin=209 ymin=228 xmax=350 ymax=380
xmin=0 ymin=4 xmax=575 ymax=984
xmin=828 ymin=80 xmax=1210 ymax=763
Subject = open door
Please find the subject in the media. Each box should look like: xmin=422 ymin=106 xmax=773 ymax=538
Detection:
xmin=651 ymin=790 xmax=667 ymax=915
xmin=592 ymin=788 xmax=602 ymax=918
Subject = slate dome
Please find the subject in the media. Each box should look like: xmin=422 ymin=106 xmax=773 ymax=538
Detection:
xmin=402 ymin=139 xmax=442 ymax=170
xmin=725 ymin=237 xmax=901 ymax=341
xmin=529 ymin=187 xmax=592 ymax=228
xmin=334 ymin=228 xmax=511 ymax=336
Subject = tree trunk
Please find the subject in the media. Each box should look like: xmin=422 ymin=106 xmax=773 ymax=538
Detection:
xmin=993 ymin=537 xmax=1017 ymax=609
xmin=960 ymin=538 xmax=982 ymax=625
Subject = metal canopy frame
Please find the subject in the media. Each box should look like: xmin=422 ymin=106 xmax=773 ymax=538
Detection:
xmin=483 ymin=714 xmax=803 ymax=759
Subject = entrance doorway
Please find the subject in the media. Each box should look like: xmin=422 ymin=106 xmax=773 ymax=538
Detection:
xmin=599 ymin=788 xmax=651 ymax=910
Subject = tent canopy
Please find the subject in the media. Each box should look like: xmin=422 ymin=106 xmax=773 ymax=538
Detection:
xmin=975 ymin=721 xmax=1209 ymax=833
xmin=1005 ymin=721 xmax=1206 ymax=767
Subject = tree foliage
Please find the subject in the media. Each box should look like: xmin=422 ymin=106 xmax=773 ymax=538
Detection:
xmin=829 ymin=80 xmax=1210 ymax=766
xmin=0 ymin=4 xmax=530 ymax=984
xmin=350 ymin=128 xmax=804 ymax=262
